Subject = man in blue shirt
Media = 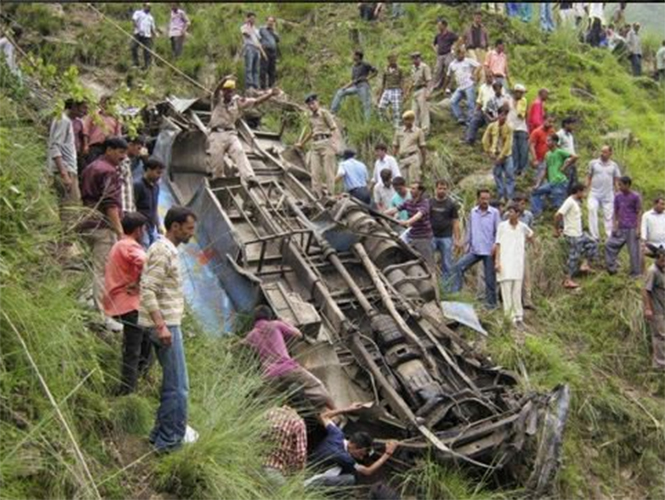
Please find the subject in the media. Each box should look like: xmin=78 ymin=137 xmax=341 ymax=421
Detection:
xmin=336 ymin=149 xmax=370 ymax=204
xmin=308 ymin=402 xmax=397 ymax=487
xmin=451 ymin=188 xmax=501 ymax=308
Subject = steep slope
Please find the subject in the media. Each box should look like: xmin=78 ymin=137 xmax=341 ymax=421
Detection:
xmin=2 ymin=2 xmax=664 ymax=499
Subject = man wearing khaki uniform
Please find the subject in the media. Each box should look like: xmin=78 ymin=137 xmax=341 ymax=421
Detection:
xmin=296 ymin=93 xmax=338 ymax=197
xmin=409 ymin=52 xmax=432 ymax=135
xmin=208 ymin=78 xmax=279 ymax=182
xmin=392 ymin=111 xmax=427 ymax=184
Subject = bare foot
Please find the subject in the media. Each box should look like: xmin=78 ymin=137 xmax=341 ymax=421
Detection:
xmin=563 ymin=279 xmax=580 ymax=289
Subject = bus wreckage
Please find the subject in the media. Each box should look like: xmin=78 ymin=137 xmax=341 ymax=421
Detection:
xmin=146 ymin=96 xmax=570 ymax=494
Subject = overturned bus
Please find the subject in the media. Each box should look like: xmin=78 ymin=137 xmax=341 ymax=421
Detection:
xmin=145 ymin=96 xmax=570 ymax=494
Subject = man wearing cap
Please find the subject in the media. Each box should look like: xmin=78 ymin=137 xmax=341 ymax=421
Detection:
xmin=377 ymin=54 xmax=405 ymax=129
xmin=335 ymin=149 xmax=370 ymax=204
xmin=208 ymin=77 xmax=279 ymax=183
xmin=508 ymin=84 xmax=529 ymax=176
xmin=392 ymin=111 xmax=426 ymax=184
xmin=296 ymin=94 xmax=338 ymax=197
xmin=431 ymin=18 xmax=458 ymax=92
xmin=331 ymin=50 xmax=377 ymax=121
xmin=407 ymin=52 xmax=432 ymax=135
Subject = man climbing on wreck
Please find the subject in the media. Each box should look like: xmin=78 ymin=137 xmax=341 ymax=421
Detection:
xmin=207 ymin=76 xmax=280 ymax=185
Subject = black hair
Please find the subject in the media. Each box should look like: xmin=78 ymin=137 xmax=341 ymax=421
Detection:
xmin=380 ymin=168 xmax=393 ymax=181
xmin=128 ymin=135 xmax=147 ymax=145
xmin=121 ymin=212 xmax=148 ymax=235
xmin=619 ymin=176 xmax=632 ymax=186
xmin=435 ymin=179 xmax=449 ymax=188
xmin=64 ymin=98 xmax=85 ymax=110
xmin=505 ymin=203 xmax=520 ymax=213
xmin=375 ymin=143 xmax=388 ymax=151
xmin=349 ymin=431 xmax=373 ymax=450
xmin=548 ymin=134 xmax=560 ymax=144
xmin=103 ymin=136 xmax=129 ymax=151
xmin=253 ymin=305 xmax=273 ymax=323
xmin=392 ymin=176 xmax=406 ymax=187
xmin=412 ymin=181 xmax=426 ymax=193
xmin=570 ymin=183 xmax=586 ymax=194
xmin=562 ymin=117 xmax=576 ymax=127
xmin=654 ymin=196 xmax=665 ymax=204
xmin=354 ymin=50 xmax=364 ymax=59
xmin=512 ymin=192 xmax=527 ymax=202
xmin=477 ymin=188 xmax=491 ymax=198
xmin=495 ymin=38 xmax=504 ymax=46
xmin=144 ymin=157 xmax=166 ymax=171
xmin=437 ymin=18 xmax=448 ymax=26
xmin=246 ymin=11 xmax=256 ymax=17
xmin=164 ymin=206 xmax=196 ymax=231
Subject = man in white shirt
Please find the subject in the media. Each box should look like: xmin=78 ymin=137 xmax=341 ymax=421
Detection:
xmin=508 ymin=84 xmax=528 ymax=175
xmin=370 ymin=143 xmax=400 ymax=191
xmin=626 ymin=22 xmax=642 ymax=76
xmin=495 ymin=203 xmax=533 ymax=328
xmin=444 ymin=48 xmax=481 ymax=125
xmin=642 ymin=196 xmax=665 ymax=255
xmin=241 ymin=12 xmax=265 ymax=91
xmin=131 ymin=3 xmax=157 ymax=70
xmin=372 ymin=168 xmax=395 ymax=212
xmin=555 ymin=183 xmax=598 ymax=289
xmin=586 ymin=145 xmax=621 ymax=241
xmin=556 ymin=117 xmax=577 ymax=194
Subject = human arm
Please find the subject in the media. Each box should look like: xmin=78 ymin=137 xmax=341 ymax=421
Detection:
xmin=529 ymin=133 xmax=539 ymax=167
xmin=106 ymin=206 xmax=123 ymax=238
xmin=49 ymin=119 xmax=73 ymax=186
xmin=140 ymin=249 xmax=172 ymax=346
xmin=561 ymin=154 xmax=578 ymax=173
xmin=554 ymin=212 xmax=564 ymax=237
xmin=498 ymin=127 xmax=513 ymax=161
xmin=644 ymin=270 xmax=656 ymax=320
xmin=401 ymin=209 xmax=424 ymax=228
xmin=641 ymin=212 xmax=648 ymax=243
xmin=418 ymin=130 xmax=427 ymax=164
xmin=355 ymin=441 xmax=398 ymax=477
xmin=239 ymin=88 xmax=280 ymax=109
xmin=481 ymin=125 xmax=493 ymax=156
xmin=320 ymin=402 xmax=367 ymax=424
xmin=494 ymin=242 xmax=501 ymax=273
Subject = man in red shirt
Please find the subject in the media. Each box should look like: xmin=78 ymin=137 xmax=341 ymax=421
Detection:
xmin=80 ymin=137 xmax=128 ymax=314
xmin=527 ymin=88 xmax=549 ymax=133
xmin=103 ymin=212 xmax=151 ymax=394
xmin=529 ymin=114 xmax=554 ymax=177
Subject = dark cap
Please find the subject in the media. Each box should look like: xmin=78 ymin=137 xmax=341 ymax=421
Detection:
xmin=304 ymin=93 xmax=318 ymax=104
xmin=341 ymin=148 xmax=356 ymax=160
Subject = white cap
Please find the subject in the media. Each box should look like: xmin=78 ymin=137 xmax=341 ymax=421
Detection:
xmin=514 ymin=83 xmax=526 ymax=92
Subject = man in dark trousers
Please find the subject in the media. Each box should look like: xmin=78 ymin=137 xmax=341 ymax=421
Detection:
xmin=259 ymin=16 xmax=280 ymax=89
xmin=134 ymin=157 xmax=165 ymax=248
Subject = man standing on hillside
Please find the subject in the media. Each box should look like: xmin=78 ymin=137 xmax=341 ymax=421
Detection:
xmin=463 ymin=10 xmax=489 ymax=72
xmin=297 ymin=93 xmax=338 ymax=197
xmin=370 ymin=143 xmax=400 ymax=191
xmin=586 ymin=145 xmax=621 ymax=241
xmin=103 ymin=212 xmax=151 ymax=395
xmin=465 ymin=80 xmax=506 ymax=145
xmin=430 ymin=179 xmax=460 ymax=291
xmin=131 ymin=3 xmax=157 ymax=70
xmin=641 ymin=197 xmax=665 ymax=254
xmin=373 ymin=168 xmax=395 ymax=212
xmin=528 ymin=113 xmax=554 ymax=178
xmin=482 ymin=107 xmax=515 ymax=202
xmin=392 ymin=110 xmax=426 ymax=184
xmin=606 ymin=176 xmax=642 ymax=277
xmin=431 ymin=18 xmax=458 ymax=92
xmin=495 ymin=203 xmax=533 ymax=328
xmin=388 ymin=176 xmax=411 ymax=222
xmin=556 ymin=117 xmax=578 ymax=194
xmin=377 ymin=54 xmax=405 ymax=129
xmin=555 ymin=183 xmax=598 ymax=289
xmin=259 ymin=16 xmax=280 ymax=90
xmin=48 ymin=98 xmax=86 ymax=228
xmin=241 ymin=12 xmax=265 ymax=91
xmin=336 ymin=149 xmax=370 ymax=204
xmin=134 ymin=158 xmax=165 ymax=248
xmin=83 ymin=96 xmax=123 ymax=167
xmin=643 ymin=248 xmax=665 ymax=372
xmin=331 ymin=50 xmax=377 ymax=121
xmin=444 ymin=48 xmax=480 ymax=125
xmin=169 ymin=3 xmax=190 ymax=59
xmin=208 ymin=77 xmax=279 ymax=184
xmin=80 ymin=137 xmax=128 ymax=313
xmin=484 ymin=39 xmax=509 ymax=89
xmin=527 ymin=88 xmax=548 ymax=133
xmin=408 ymin=52 xmax=432 ymax=134
xmin=626 ymin=22 xmax=643 ymax=77
xmin=531 ymin=134 xmax=578 ymax=217
xmin=452 ymin=189 xmax=500 ymax=309
xmin=508 ymin=84 xmax=529 ymax=176
xmin=140 ymin=206 xmax=197 ymax=452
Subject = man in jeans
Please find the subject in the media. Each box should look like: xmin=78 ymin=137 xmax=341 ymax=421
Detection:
xmin=240 ymin=12 xmax=265 ymax=91
xmin=48 ymin=98 xmax=86 ymax=228
xmin=555 ymin=183 xmax=598 ymax=289
xmin=139 ymin=206 xmax=197 ymax=452
xmin=444 ymin=48 xmax=480 ymax=125
xmin=103 ymin=212 xmax=151 ymax=394
xmin=586 ymin=145 xmax=621 ymax=241
xmin=131 ymin=3 xmax=156 ymax=70
xmin=508 ymin=84 xmax=529 ymax=175
xmin=531 ymin=134 xmax=577 ymax=218
xmin=482 ymin=107 xmax=514 ymax=202
xmin=259 ymin=16 xmax=280 ymax=90
xmin=465 ymin=80 xmax=506 ymax=145
xmin=626 ymin=22 xmax=642 ymax=76
xmin=331 ymin=50 xmax=377 ymax=121
xmin=431 ymin=18 xmax=458 ymax=92
xmin=606 ymin=176 xmax=642 ymax=277
xmin=430 ymin=180 xmax=460 ymax=291
xmin=452 ymin=189 xmax=500 ymax=308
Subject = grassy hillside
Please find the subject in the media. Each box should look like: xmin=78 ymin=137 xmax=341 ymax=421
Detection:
xmin=2 ymin=2 xmax=664 ymax=499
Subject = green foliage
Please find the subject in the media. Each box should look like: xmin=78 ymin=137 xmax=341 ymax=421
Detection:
xmin=109 ymin=395 xmax=153 ymax=436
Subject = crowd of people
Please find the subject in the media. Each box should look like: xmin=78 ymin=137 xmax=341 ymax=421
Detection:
xmin=10 ymin=0 xmax=662 ymax=492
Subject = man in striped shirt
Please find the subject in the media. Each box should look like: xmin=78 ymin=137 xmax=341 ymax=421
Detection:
xmin=139 ymin=206 xmax=197 ymax=452
xmin=262 ymin=406 xmax=307 ymax=486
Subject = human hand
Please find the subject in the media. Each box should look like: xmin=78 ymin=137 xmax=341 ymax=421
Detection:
xmin=645 ymin=308 xmax=654 ymax=320
xmin=346 ymin=402 xmax=365 ymax=412
xmin=495 ymin=263 xmax=501 ymax=273
xmin=553 ymin=228 xmax=562 ymax=238
xmin=384 ymin=440 xmax=398 ymax=455
xmin=157 ymin=324 xmax=172 ymax=347
xmin=60 ymin=172 xmax=73 ymax=188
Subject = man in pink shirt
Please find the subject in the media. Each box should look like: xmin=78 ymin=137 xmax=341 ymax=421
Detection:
xmin=104 ymin=211 xmax=151 ymax=394
xmin=169 ymin=2 xmax=190 ymax=59
xmin=83 ymin=96 xmax=122 ymax=166
xmin=527 ymin=88 xmax=548 ymax=133
xmin=484 ymin=39 xmax=509 ymax=88
xmin=244 ymin=305 xmax=335 ymax=410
